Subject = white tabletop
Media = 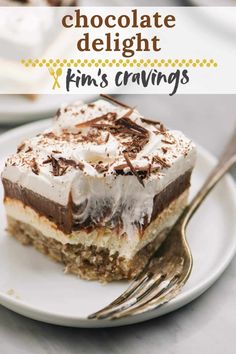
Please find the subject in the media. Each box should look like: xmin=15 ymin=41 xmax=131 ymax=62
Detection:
xmin=0 ymin=94 xmax=235 ymax=354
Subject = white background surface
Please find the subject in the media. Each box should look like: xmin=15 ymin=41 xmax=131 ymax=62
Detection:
xmin=0 ymin=94 xmax=236 ymax=353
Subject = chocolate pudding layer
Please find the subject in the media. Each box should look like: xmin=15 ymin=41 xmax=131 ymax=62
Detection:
xmin=3 ymin=170 xmax=192 ymax=235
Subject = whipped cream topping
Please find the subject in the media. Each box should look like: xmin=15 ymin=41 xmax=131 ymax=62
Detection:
xmin=2 ymin=97 xmax=197 ymax=238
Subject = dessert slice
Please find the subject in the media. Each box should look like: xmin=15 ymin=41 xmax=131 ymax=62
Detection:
xmin=2 ymin=96 xmax=196 ymax=282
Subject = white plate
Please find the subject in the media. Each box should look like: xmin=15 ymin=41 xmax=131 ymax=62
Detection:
xmin=0 ymin=94 xmax=97 ymax=124
xmin=0 ymin=120 xmax=236 ymax=328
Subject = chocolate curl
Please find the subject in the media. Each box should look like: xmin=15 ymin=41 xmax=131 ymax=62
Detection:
xmin=123 ymin=152 xmax=145 ymax=187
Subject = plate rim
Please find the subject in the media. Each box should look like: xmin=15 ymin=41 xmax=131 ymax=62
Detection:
xmin=0 ymin=119 xmax=236 ymax=328
xmin=0 ymin=94 xmax=98 ymax=124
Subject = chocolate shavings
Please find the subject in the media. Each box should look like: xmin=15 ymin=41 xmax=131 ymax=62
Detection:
xmin=76 ymin=112 xmax=117 ymax=129
xmin=55 ymin=108 xmax=61 ymax=119
xmin=43 ymin=156 xmax=52 ymax=164
xmin=152 ymin=155 xmax=170 ymax=168
xmin=123 ymin=152 xmax=144 ymax=187
xmin=114 ymin=163 xmax=159 ymax=173
xmin=159 ymin=124 xmax=167 ymax=133
xmin=95 ymin=163 xmax=109 ymax=174
xmin=104 ymin=133 xmax=110 ymax=143
xmin=17 ymin=143 xmax=25 ymax=153
xmin=45 ymin=156 xmax=85 ymax=177
xmin=25 ymin=146 xmax=33 ymax=153
xmin=141 ymin=117 xmax=160 ymax=125
xmin=100 ymin=94 xmax=132 ymax=109
xmin=161 ymin=139 xmax=175 ymax=145
xmin=51 ymin=156 xmax=61 ymax=176
xmin=30 ymin=158 xmax=39 ymax=175
xmin=115 ymin=116 xmax=149 ymax=136
xmin=59 ymin=157 xmax=85 ymax=171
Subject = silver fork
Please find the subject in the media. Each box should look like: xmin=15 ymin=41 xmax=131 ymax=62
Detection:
xmin=88 ymin=128 xmax=236 ymax=321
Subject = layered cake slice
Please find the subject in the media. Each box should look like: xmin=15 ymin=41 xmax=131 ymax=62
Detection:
xmin=2 ymin=96 xmax=196 ymax=281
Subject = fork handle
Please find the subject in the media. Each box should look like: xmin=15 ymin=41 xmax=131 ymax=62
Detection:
xmin=181 ymin=128 xmax=236 ymax=228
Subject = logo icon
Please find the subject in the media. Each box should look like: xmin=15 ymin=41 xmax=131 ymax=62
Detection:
xmin=48 ymin=67 xmax=62 ymax=89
